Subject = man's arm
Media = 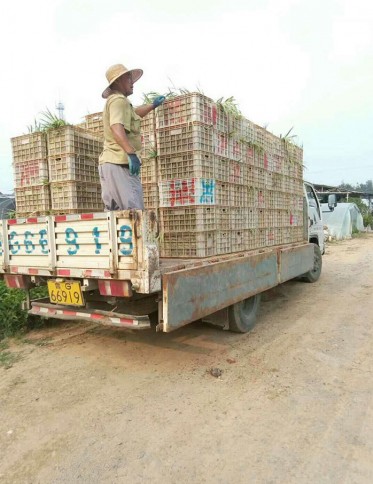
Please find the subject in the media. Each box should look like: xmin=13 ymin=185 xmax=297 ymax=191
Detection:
xmin=134 ymin=104 xmax=154 ymax=118
xmin=111 ymin=124 xmax=136 ymax=154
xmin=135 ymin=96 xmax=166 ymax=118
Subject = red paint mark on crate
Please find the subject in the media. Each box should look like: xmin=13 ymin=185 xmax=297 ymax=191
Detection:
xmin=21 ymin=162 xmax=40 ymax=186
xmin=230 ymin=163 xmax=241 ymax=184
xmin=212 ymin=106 xmax=217 ymax=126
xmin=233 ymin=140 xmax=241 ymax=158
xmin=246 ymin=147 xmax=254 ymax=163
xmin=216 ymin=133 xmax=228 ymax=155
xmin=170 ymin=179 xmax=196 ymax=207
xmin=258 ymin=191 xmax=264 ymax=208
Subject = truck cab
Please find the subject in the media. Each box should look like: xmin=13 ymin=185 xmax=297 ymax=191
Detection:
xmin=304 ymin=181 xmax=325 ymax=254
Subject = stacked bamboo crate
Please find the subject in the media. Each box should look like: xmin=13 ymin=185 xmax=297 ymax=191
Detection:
xmin=11 ymin=93 xmax=304 ymax=258
xmin=11 ymin=126 xmax=104 ymax=216
xmin=140 ymin=112 xmax=159 ymax=209
xmin=85 ymin=112 xmax=104 ymax=138
xmin=47 ymin=126 xmax=103 ymax=213
xmin=141 ymin=93 xmax=305 ymax=258
xmin=11 ymin=132 xmax=51 ymax=216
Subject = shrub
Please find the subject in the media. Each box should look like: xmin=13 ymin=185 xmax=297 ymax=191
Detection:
xmin=0 ymin=281 xmax=28 ymax=339
xmin=0 ymin=282 xmax=48 ymax=339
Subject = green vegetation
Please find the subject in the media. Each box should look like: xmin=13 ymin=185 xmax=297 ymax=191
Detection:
xmin=142 ymin=90 xmax=177 ymax=104
xmin=27 ymin=108 xmax=69 ymax=133
xmin=215 ymin=96 xmax=242 ymax=117
xmin=0 ymin=281 xmax=48 ymax=340
xmin=0 ymin=281 xmax=28 ymax=340
xmin=39 ymin=108 xmax=69 ymax=130
xmin=339 ymin=180 xmax=373 ymax=194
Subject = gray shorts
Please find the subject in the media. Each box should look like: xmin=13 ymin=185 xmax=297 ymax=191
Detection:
xmin=98 ymin=163 xmax=144 ymax=211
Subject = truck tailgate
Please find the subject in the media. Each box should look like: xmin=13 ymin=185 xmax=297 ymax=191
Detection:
xmin=0 ymin=216 xmax=51 ymax=275
xmin=1 ymin=211 xmax=161 ymax=293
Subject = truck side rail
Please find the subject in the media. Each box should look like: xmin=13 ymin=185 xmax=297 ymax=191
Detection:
xmin=160 ymin=243 xmax=314 ymax=332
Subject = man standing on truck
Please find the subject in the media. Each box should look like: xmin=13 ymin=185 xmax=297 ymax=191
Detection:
xmin=98 ymin=63 xmax=165 ymax=210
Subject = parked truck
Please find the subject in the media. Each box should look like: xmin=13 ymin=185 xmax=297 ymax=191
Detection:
xmin=0 ymin=181 xmax=330 ymax=333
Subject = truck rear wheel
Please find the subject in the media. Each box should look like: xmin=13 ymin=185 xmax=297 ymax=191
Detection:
xmin=228 ymin=294 xmax=261 ymax=333
xmin=302 ymin=243 xmax=322 ymax=283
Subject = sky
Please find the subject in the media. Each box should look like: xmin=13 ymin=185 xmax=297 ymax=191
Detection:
xmin=1 ymin=0 xmax=372 ymax=192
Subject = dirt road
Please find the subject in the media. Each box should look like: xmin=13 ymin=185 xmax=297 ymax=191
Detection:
xmin=1 ymin=235 xmax=372 ymax=483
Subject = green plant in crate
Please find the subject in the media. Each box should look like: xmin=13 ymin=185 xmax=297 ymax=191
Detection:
xmin=39 ymin=108 xmax=69 ymax=131
xmin=148 ymin=148 xmax=158 ymax=159
xmin=142 ymin=91 xmax=175 ymax=104
xmin=240 ymin=138 xmax=264 ymax=153
xmin=280 ymin=127 xmax=302 ymax=164
xmin=27 ymin=118 xmax=43 ymax=133
xmin=216 ymin=96 xmax=242 ymax=118
xmin=26 ymin=108 xmax=69 ymax=134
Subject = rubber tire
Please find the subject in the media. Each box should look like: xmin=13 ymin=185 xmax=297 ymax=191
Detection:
xmin=302 ymin=243 xmax=322 ymax=283
xmin=228 ymin=294 xmax=261 ymax=333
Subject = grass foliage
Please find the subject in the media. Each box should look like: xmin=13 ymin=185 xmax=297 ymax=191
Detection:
xmin=27 ymin=108 xmax=69 ymax=133
xmin=0 ymin=281 xmax=28 ymax=340
xmin=0 ymin=281 xmax=48 ymax=340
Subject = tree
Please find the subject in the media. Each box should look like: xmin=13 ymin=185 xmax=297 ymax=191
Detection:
xmin=338 ymin=180 xmax=373 ymax=194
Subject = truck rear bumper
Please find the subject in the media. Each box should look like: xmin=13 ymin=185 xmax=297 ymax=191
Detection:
xmin=29 ymin=300 xmax=151 ymax=330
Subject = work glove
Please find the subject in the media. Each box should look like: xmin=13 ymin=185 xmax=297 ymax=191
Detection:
xmin=128 ymin=153 xmax=141 ymax=176
xmin=152 ymin=95 xmax=166 ymax=108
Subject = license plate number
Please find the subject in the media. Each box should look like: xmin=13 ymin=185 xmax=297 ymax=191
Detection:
xmin=47 ymin=280 xmax=84 ymax=306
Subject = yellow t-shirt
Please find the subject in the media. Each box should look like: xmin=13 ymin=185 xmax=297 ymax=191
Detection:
xmin=99 ymin=92 xmax=142 ymax=165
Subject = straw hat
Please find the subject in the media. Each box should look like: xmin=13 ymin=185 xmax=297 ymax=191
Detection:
xmin=102 ymin=64 xmax=143 ymax=99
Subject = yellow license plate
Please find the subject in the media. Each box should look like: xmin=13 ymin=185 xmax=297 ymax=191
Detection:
xmin=47 ymin=280 xmax=84 ymax=306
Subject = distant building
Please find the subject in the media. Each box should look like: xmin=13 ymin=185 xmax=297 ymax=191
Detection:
xmin=313 ymin=183 xmax=372 ymax=210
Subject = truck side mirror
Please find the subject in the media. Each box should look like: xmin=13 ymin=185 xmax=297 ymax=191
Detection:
xmin=328 ymin=194 xmax=337 ymax=211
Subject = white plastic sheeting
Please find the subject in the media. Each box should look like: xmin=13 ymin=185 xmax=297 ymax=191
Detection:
xmin=321 ymin=203 xmax=365 ymax=240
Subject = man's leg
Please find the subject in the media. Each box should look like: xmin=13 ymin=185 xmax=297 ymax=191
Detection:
xmin=99 ymin=163 xmax=144 ymax=210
